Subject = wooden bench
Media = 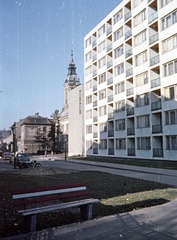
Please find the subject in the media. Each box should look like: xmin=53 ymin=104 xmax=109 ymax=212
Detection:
xmin=12 ymin=183 xmax=99 ymax=232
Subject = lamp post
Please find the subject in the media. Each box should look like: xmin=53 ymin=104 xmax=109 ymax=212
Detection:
xmin=11 ymin=122 xmax=16 ymax=169
xmin=64 ymin=136 xmax=67 ymax=161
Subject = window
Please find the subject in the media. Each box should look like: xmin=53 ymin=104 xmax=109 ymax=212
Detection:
xmin=86 ymin=80 xmax=92 ymax=90
xmin=86 ymin=140 xmax=92 ymax=149
xmin=99 ymin=139 xmax=107 ymax=149
xmin=115 ymin=63 xmax=124 ymax=76
xmin=164 ymin=59 xmax=177 ymax=76
xmin=137 ymin=115 xmax=150 ymax=128
xmin=114 ymin=45 xmax=124 ymax=58
xmin=134 ymin=30 xmax=147 ymax=46
xmin=85 ymin=51 xmax=92 ymax=62
xmin=165 ymin=110 xmax=177 ymax=125
xmin=116 ymin=138 xmax=126 ymax=149
xmin=164 ymin=85 xmax=177 ymax=100
xmin=135 ymin=71 xmax=148 ymax=86
xmin=99 ymin=89 xmax=106 ymax=100
xmin=114 ymin=27 xmax=123 ymax=41
xmin=115 ymin=100 xmax=125 ymax=112
xmin=99 ymin=105 xmax=107 ymax=116
xmin=134 ymin=9 xmax=146 ymax=27
xmin=98 ymin=25 xmax=105 ymax=37
xmin=161 ymin=0 xmax=173 ymax=8
xmin=86 ymin=110 xmax=92 ymax=119
xmin=98 ymin=40 xmax=106 ymax=53
xmin=113 ymin=9 xmax=123 ymax=24
xmin=162 ymin=34 xmax=177 ymax=53
xmin=85 ymin=37 xmax=91 ymax=48
xmin=86 ymin=95 xmax=92 ymax=105
xmin=86 ymin=125 xmax=92 ymax=134
xmin=136 ymin=93 xmax=149 ymax=107
xmin=98 ymin=73 xmax=106 ymax=84
xmin=166 ymin=135 xmax=177 ymax=150
xmin=115 ymin=81 xmax=124 ymax=94
xmin=137 ymin=137 xmax=151 ymax=150
xmin=162 ymin=9 xmax=177 ymax=30
xmin=99 ymin=122 xmax=107 ymax=132
xmin=115 ymin=119 xmax=125 ymax=131
xmin=135 ymin=51 xmax=147 ymax=66
xmin=98 ymin=57 xmax=106 ymax=68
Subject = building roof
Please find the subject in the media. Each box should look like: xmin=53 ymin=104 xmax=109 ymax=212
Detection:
xmin=21 ymin=113 xmax=52 ymax=126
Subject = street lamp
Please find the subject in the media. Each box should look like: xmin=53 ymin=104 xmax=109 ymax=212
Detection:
xmin=11 ymin=122 xmax=16 ymax=169
xmin=64 ymin=136 xmax=67 ymax=161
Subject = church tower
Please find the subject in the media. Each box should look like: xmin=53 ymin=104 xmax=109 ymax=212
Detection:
xmin=63 ymin=51 xmax=80 ymax=110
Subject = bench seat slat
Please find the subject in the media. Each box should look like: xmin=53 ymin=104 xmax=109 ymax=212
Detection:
xmin=13 ymin=186 xmax=87 ymax=200
xmin=13 ymin=191 xmax=88 ymax=206
xmin=17 ymin=198 xmax=99 ymax=216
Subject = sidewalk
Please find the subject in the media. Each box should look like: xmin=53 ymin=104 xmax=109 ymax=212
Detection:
xmin=2 ymin=159 xmax=177 ymax=239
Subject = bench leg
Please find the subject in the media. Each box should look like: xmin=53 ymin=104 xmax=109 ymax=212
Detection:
xmin=80 ymin=204 xmax=93 ymax=220
xmin=24 ymin=214 xmax=37 ymax=232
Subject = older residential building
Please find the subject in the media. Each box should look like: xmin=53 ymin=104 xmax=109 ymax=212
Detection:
xmin=84 ymin=0 xmax=177 ymax=160
xmin=12 ymin=113 xmax=54 ymax=154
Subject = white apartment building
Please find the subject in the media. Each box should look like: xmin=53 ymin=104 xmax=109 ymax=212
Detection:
xmin=84 ymin=0 xmax=177 ymax=161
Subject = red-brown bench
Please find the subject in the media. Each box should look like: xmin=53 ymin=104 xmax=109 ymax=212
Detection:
xmin=12 ymin=183 xmax=99 ymax=232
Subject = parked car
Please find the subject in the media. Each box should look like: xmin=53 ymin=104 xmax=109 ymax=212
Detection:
xmin=16 ymin=152 xmax=41 ymax=169
xmin=3 ymin=152 xmax=11 ymax=160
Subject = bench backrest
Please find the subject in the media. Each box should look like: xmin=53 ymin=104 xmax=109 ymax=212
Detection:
xmin=12 ymin=183 xmax=88 ymax=207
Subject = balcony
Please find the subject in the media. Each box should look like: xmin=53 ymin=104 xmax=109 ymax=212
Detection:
xmin=108 ymin=95 xmax=113 ymax=102
xmin=150 ymin=55 xmax=159 ymax=66
xmin=107 ymin=60 xmax=113 ymax=69
xmin=93 ymin=132 xmax=98 ymax=138
xmin=108 ymin=148 xmax=114 ymax=155
xmin=153 ymin=148 xmax=163 ymax=157
xmin=107 ymin=43 xmax=112 ymax=52
xmin=149 ymin=33 xmax=159 ymax=45
xmin=93 ymin=116 xmax=98 ymax=123
xmin=107 ymin=77 xmax=113 ymax=85
xmin=93 ymin=85 xmax=97 ymax=92
xmin=125 ymin=49 xmax=132 ymax=58
xmin=108 ymin=130 xmax=114 ymax=137
xmin=151 ymin=78 xmax=160 ymax=88
xmin=128 ymin=148 xmax=135 ymax=156
xmin=125 ymin=30 xmax=132 ymax=40
xmin=151 ymin=101 xmax=161 ymax=111
xmin=108 ymin=112 xmax=114 ymax=120
xmin=152 ymin=124 xmax=162 ymax=133
xmin=148 ymin=11 xmax=158 ymax=24
xmin=127 ymin=107 xmax=134 ymax=116
xmin=92 ymin=70 xmax=97 ymax=77
xmin=127 ymin=127 xmax=135 ymax=135
xmin=92 ymin=54 xmax=97 ymax=62
xmin=126 ymin=87 xmax=134 ymax=96
xmin=107 ymin=26 xmax=112 ymax=36
xmin=126 ymin=68 xmax=133 ymax=77
xmin=92 ymin=40 xmax=97 ymax=48
xmin=93 ymin=100 xmax=97 ymax=107
xmin=125 ymin=11 xmax=131 ymax=21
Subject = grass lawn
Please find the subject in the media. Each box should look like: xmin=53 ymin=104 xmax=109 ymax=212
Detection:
xmin=0 ymin=169 xmax=177 ymax=238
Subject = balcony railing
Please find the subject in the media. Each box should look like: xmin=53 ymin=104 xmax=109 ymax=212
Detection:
xmin=150 ymin=55 xmax=159 ymax=66
xmin=125 ymin=30 xmax=132 ymax=40
xmin=128 ymin=148 xmax=135 ymax=156
xmin=93 ymin=132 xmax=98 ymax=138
xmin=152 ymin=124 xmax=162 ymax=133
xmin=107 ymin=60 xmax=113 ymax=69
xmin=108 ymin=148 xmax=114 ymax=155
xmin=153 ymin=148 xmax=163 ymax=157
xmin=151 ymin=78 xmax=160 ymax=88
xmin=92 ymin=40 xmax=97 ymax=48
xmin=93 ymin=100 xmax=97 ymax=107
xmin=125 ymin=11 xmax=131 ymax=21
xmin=126 ymin=87 xmax=134 ymax=96
xmin=151 ymin=101 xmax=161 ymax=111
xmin=149 ymin=33 xmax=159 ymax=45
xmin=108 ymin=95 xmax=113 ymax=102
xmin=93 ymin=85 xmax=97 ymax=91
xmin=108 ymin=112 xmax=114 ymax=119
xmin=127 ymin=107 xmax=134 ymax=116
xmin=126 ymin=68 xmax=133 ymax=77
xmin=92 ymin=54 xmax=97 ymax=62
xmin=108 ymin=130 xmax=114 ymax=137
xmin=148 ymin=11 xmax=158 ymax=23
xmin=107 ymin=26 xmax=112 ymax=36
xmin=127 ymin=127 xmax=135 ymax=135
xmin=107 ymin=43 xmax=112 ymax=52
xmin=92 ymin=70 xmax=97 ymax=77
xmin=107 ymin=77 xmax=113 ymax=85
xmin=93 ymin=116 xmax=98 ymax=122
xmin=125 ymin=49 xmax=132 ymax=58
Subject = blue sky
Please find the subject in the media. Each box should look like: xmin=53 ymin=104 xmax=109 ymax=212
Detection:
xmin=0 ymin=0 xmax=121 ymax=129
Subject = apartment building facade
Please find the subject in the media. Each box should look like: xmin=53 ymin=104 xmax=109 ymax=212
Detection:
xmin=84 ymin=0 xmax=177 ymax=160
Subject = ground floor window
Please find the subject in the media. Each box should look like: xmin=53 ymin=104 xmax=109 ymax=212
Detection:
xmin=166 ymin=135 xmax=177 ymax=150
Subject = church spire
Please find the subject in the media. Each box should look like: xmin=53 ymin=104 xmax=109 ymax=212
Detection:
xmin=67 ymin=50 xmax=77 ymax=78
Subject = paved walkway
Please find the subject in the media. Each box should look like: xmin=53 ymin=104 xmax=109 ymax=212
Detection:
xmin=1 ymin=158 xmax=177 ymax=239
